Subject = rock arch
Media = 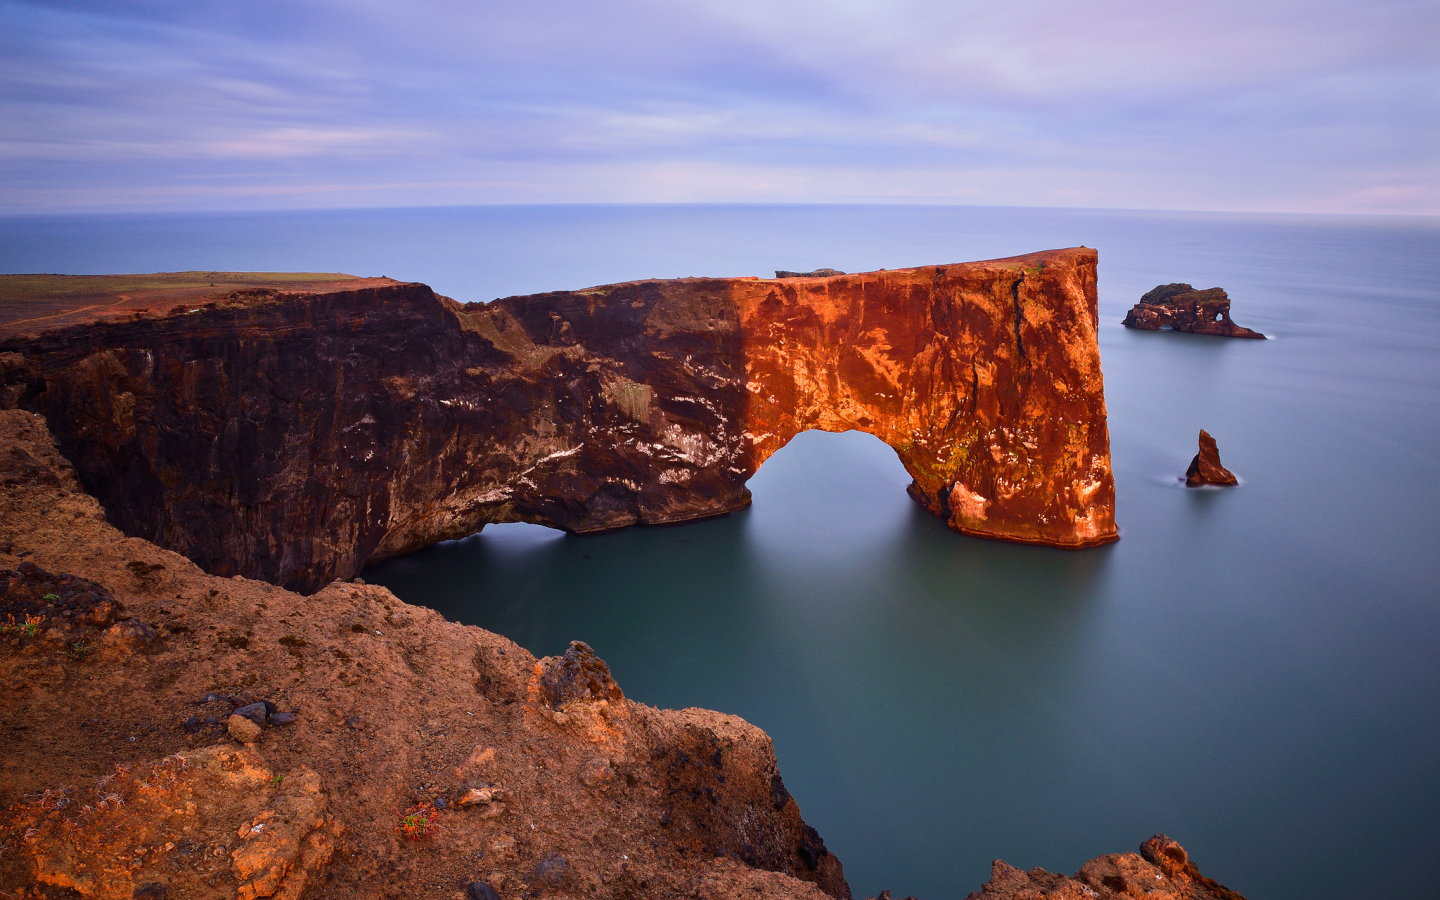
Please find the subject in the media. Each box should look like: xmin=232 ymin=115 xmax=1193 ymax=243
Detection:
xmin=2 ymin=248 xmax=1116 ymax=593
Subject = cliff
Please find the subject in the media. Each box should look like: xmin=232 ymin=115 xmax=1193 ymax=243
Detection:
xmin=0 ymin=248 xmax=1116 ymax=594
xmin=1122 ymin=284 xmax=1265 ymax=338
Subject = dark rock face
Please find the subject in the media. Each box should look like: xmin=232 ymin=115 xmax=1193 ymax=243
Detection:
xmin=961 ymin=834 xmax=1246 ymax=899
xmin=1 ymin=248 xmax=1117 ymax=593
xmin=1123 ymin=284 xmax=1265 ymax=338
xmin=1186 ymin=430 xmax=1238 ymax=487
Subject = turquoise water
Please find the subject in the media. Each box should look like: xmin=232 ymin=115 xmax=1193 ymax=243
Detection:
xmin=4 ymin=206 xmax=1438 ymax=899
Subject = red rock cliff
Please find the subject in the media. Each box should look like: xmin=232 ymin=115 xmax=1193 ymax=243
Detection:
xmin=0 ymin=248 xmax=1117 ymax=593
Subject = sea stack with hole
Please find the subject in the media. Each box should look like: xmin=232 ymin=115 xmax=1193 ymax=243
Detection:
xmin=1123 ymin=284 xmax=1265 ymax=338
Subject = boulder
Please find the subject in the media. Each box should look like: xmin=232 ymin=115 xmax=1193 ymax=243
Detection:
xmin=229 ymin=714 xmax=263 ymax=744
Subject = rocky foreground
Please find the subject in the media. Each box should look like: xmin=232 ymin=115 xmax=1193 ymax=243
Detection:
xmin=0 ymin=409 xmax=1248 ymax=898
xmin=0 ymin=409 xmax=845 ymax=899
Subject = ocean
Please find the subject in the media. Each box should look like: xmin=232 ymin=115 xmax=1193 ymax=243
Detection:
xmin=3 ymin=204 xmax=1437 ymax=899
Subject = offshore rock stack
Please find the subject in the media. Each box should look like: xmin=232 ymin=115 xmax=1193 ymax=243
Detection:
xmin=1186 ymin=430 xmax=1239 ymax=487
xmin=1123 ymin=284 xmax=1266 ymax=338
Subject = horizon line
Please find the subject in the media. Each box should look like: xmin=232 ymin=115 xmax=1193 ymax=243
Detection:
xmin=2 ymin=200 xmax=1437 ymax=221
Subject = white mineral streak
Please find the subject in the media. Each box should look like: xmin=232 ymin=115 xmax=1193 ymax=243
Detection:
xmin=661 ymin=424 xmax=724 ymax=466
xmin=518 ymin=446 xmax=582 ymax=478
xmin=669 ymin=395 xmax=726 ymax=420
xmin=949 ymin=482 xmax=991 ymax=520
xmin=678 ymin=356 xmax=729 ymax=384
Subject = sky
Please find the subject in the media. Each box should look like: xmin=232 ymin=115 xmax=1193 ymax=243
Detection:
xmin=2 ymin=0 xmax=1437 ymax=214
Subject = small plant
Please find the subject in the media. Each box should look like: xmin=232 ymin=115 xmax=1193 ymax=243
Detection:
xmin=1 ymin=613 xmax=44 ymax=638
xmin=394 ymin=802 xmax=442 ymax=841
xmin=218 ymin=632 xmax=251 ymax=650
xmin=279 ymin=635 xmax=307 ymax=656
xmin=69 ymin=641 xmax=93 ymax=659
xmin=42 ymin=592 xmax=59 ymax=602
xmin=271 ymin=774 xmax=284 ymax=786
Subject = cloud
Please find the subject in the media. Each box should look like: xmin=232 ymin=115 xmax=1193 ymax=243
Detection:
xmin=1 ymin=0 xmax=1436 ymax=212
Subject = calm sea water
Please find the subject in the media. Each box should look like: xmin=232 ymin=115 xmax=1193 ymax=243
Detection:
xmin=3 ymin=206 xmax=1437 ymax=899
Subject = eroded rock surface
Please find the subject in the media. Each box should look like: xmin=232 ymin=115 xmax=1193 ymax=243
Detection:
xmin=1185 ymin=430 xmax=1238 ymax=487
xmin=1 ymin=249 xmax=1116 ymax=593
xmin=1122 ymin=284 xmax=1265 ymax=338
xmin=961 ymin=834 xmax=1246 ymax=900
xmin=12 ymin=745 xmax=337 ymax=900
